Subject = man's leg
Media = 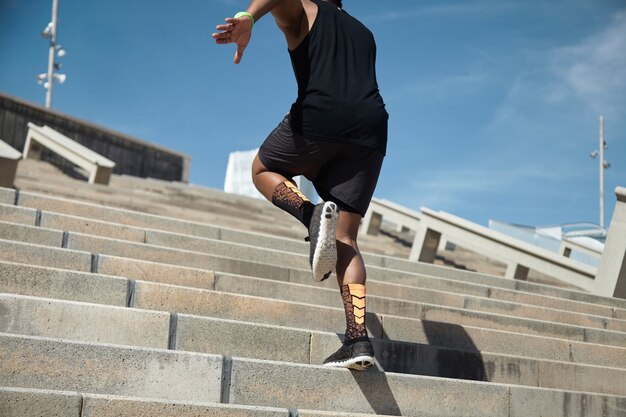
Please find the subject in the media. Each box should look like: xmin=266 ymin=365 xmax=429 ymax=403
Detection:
xmin=323 ymin=210 xmax=374 ymax=370
xmin=252 ymin=154 xmax=339 ymax=282
xmin=252 ymin=154 xmax=315 ymax=228
xmin=335 ymin=211 xmax=367 ymax=286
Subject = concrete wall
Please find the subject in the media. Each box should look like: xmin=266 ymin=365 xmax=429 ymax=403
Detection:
xmin=0 ymin=92 xmax=190 ymax=182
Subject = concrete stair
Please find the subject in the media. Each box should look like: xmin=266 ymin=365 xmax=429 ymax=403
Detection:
xmin=2 ymin=165 xmax=626 ymax=415
xmin=13 ymin=158 xmax=413 ymax=257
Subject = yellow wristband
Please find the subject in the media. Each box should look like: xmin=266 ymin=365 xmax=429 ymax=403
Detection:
xmin=234 ymin=11 xmax=255 ymax=27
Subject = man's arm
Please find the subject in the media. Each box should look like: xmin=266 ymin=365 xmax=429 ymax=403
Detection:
xmin=212 ymin=0 xmax=314 ymax=64
xmin=248 ymin=0 xmax=304 ymax=29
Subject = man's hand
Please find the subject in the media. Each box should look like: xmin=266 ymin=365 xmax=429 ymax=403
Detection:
xmin=212 ymin=16 xmax=253 ymax=64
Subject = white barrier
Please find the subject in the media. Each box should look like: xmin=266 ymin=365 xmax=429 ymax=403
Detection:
xmin=412 ymin=208 xmax=597 ymax=291
xmin=595 ymin=187 xmax=626 ymax=299
xmin=360 ymin=198 xmax=422 ymax=236
xmin=560 ymin=238 xmax=602 ymax=260
xmin=0 ymin=139 xmax=21 ymax=188
xmin=24 ymin=123 xmax=115 ymax=185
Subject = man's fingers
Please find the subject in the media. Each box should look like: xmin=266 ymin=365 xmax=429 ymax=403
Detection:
xmin=211 ymin=16 xmax=250 ymax=63
xmin=234 ymin=44 xmax=246 ymax=64
xmin=211 ymin=32 xmax=231 ymax=40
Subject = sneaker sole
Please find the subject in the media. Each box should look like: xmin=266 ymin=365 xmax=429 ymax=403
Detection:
xmin=311 ymin=201 xmax=339 ymax=282
xmin=322 ymin=355 xmax=374 ymax=371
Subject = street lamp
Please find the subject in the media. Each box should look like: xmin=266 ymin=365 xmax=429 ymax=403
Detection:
xmin=37 ymin=0 xmax=67 ymax=108
xmin=589 ymin=115 xmax=610 ymax=228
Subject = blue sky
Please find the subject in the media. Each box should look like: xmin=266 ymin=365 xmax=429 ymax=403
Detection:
xmin=1 ymin=0 xmax=624 ymax=228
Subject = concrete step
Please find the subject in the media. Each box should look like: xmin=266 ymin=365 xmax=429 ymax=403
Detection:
xmin=2 ymin=201 xmax=623 ymax=321
xmin=3 ymin=220 xmax=625 ymax=332
xmin=15 ymin=166 xmax=283 ymax=218
xmin=15 ymin=177 xmax=290 ymax=230
xmin=0 ymin=238 xmax=93 ymax=272
xmin=13 ymin=180 xmax=584 ymax=290
xmin=226 ymin=357 xmax=626 ymax=417
xmin=0 ymin=261 xmax=129 ymax=306
xmin=3 ymin=292 xmax=626 ymax=396
xmin=176 ymin=315 xmax=626 ymax=397
xmin=18 ymin=159 xmax=283 ymax=216
xmin=5 ymin=187 xmax=626 ymax=311
xmin=13 ymin=189 xmax=302 ymax=242
xmin=14 ymin=179 xmax=303 ymax=238
xmin=20 ymin=168 xmax=394 ymax=257
xmin=0 ymin=237 xmax=301 ymax=288
xmin=9 ymin=166 xmax=626 ymax=414
xmin=213 ymin=272 xmax=626 ymax=332
xmin=0 ymin=188 xmax=15 ymax=205
xmin=130 ymin=280 xmax=626 ymax=349
xmin=3 ymin=232 xmax=626 ymax=350
xmin=0 ymin=293 xmax=169 ymax=348
xmin=0 ymin=259 xmax=214 ymax=299
xmin=0 ymin=203 xmax=38 ymax=225
xmin=17 ymin=160 xmax=273 ymax=211
xmin=0 ymin=199 xmax=309 ymax=252
xmin=1 ymin=388 xmax=296 ymax=417
xmin=0 ymin=333 xmax=222 ymax=403
xmin=3 ymin=259 xmax=626 ymax=370
xmin=373 ymin=257 xmax=626 ymax=311
xmin=136 ymin=230 xmax=617 ymax=333
xmin=3 ymin=333 xmax=626 ymax=417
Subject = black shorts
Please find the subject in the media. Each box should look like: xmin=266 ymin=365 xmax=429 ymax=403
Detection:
xmin=258 ymin=115 xmax=385 ymax=217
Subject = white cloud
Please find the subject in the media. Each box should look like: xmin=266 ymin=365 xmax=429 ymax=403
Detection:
xmin=485 ymin=72 xmax=537 ymax=132
xmin=489 ymin=10 xmax=626 ymax=131
xmin=550 ymin=11 xmax=626 ymax=116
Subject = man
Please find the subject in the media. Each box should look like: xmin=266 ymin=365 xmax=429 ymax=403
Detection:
xmin=213 ymin=0 xmax=388 ymax=370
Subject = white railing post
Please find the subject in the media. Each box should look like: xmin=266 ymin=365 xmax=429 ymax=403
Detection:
xmin=409 ymin=224 xmax=442 ymax=263
xmin=505 ymin=263 xmax=530 ymax=280
xmin=0 ymin=140 xmax=22 ymax=188
xmin=594 ymin=187 xmax=626 ymax=298
xmin=360 ymin=209 xmax=382 ymax=236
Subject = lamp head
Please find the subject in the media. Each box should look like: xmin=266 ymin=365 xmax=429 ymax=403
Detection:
xmin=54 ymin=73 xmax=66 ymax=84
xmin=41 ymin=22 xmax=53 ymax=38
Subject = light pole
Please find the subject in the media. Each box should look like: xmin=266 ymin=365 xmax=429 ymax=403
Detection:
xmin=37 ymin=0 xmax=67 ymax=108
xmin=590 ymin=115 xmax=611 ymax=228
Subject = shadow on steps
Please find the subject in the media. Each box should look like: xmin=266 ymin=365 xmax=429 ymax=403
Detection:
xmin=350 ymin=368 xmax=403 ymax=416
xmin=369 ymin=315 xmax=486 ymax=382
xmin=336 ymin=316 xmax=486 ymax=415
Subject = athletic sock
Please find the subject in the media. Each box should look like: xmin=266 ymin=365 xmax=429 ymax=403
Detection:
xmin=271 ymin=181 xmax=315 ymax=228
xmin=341 ymin=283 xmax=368 ymax=344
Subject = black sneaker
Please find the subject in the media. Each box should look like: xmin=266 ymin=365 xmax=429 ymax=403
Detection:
xmin=306 ymin=201 xmax=339 ymax=282
xmin=322 ymin=339 xmax=374 ymax=371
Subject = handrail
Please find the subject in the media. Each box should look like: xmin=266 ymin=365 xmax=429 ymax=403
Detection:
xmin=0 ymin=140 xmax=22 ymax=160
xmin=24 ymin=123 xmax=115 ymax=185
xmin=0 ymin=139 xmax=21 ymax=188
xmin=412 ymin=207 xmax=600 ymax=291
xmin=360 ymin=198 xmax=422 ymax=236
xmin=419 ymin=207 xmax=596 ymax=277
xmin=28 ymin=124 xmax=115 ymax=167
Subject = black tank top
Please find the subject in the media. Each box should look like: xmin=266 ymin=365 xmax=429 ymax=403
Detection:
xmin=288 ymin=0 xmax=388 ymax=154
